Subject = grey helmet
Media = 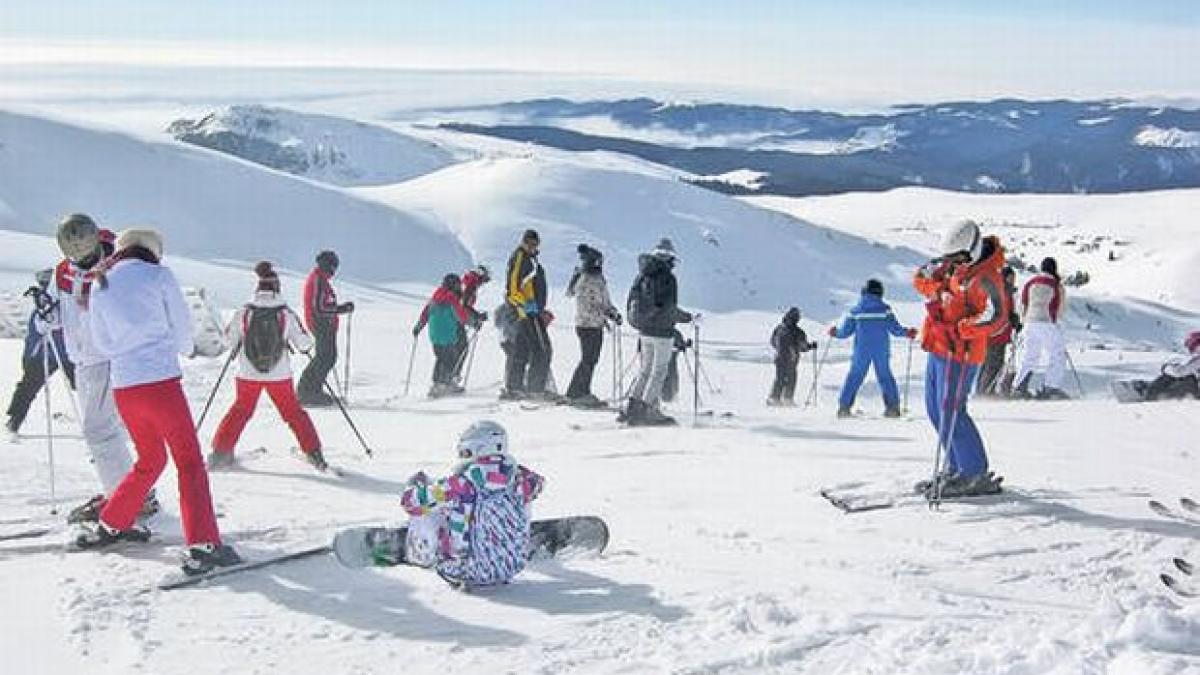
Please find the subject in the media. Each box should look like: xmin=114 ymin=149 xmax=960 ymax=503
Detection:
xmin=56 ymin=213 xmax=101 ymax=265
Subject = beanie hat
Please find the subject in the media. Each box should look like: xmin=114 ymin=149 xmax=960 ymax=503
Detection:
xmin=652 ymin=237 xmax=677 ymax=260
xmin=255 ymin=261 xmax=280 ymax=293
xmin=522 ymin=229 xmax=540 ymax=244
xmin=316 ymin=250 xmax=339 ymax=273
xmin=784 ymin=307 xmax=801 ymax=324
xmin=863 ymin=278 xmax=884 ymax=297
xmin=578 ymin=243 xmax=603 ymax=268
xmin=116 ymin=228 xmax=163 ymax=261
xmin=1040 ymin=257 xmax=1059 ymax=279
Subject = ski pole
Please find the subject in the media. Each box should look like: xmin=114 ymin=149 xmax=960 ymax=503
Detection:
xmin=195 ymin=344 xmax=240 ymax=433
xmin=616 ymin=324 xmax=625 ymax=401
xmin=330 ymin=365 xmax=344 ymax=401
xmin=343 ymin=313 xmax=353 ymax=402
xmin=903 ymin=337 xmax=914 ymax=414
xmin=1064 ymin=346 xmax=1085 ymax=399
xmin=697 ymin=352 xmax=719 ymax=395
xmin=804 ymin=336 xmax=833 ymax=407
xmin=42 ymin=339 xmax=57 ymax=515
xmin=461 ymin=327 xmax=482 ymax=389
xmin=931 ymin=358 xmax=972 ymax=509
xmin=402 ymin=338 xmax=418 ymax=397
xmin=45 ymin=333 xmax=80 ymax=425
xmin=302 ymin=353 xmax=374 ymax=458
xmin=692 ymin=322 xmax=701 ymax=425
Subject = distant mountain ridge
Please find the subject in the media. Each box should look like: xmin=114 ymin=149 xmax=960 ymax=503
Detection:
xmin=430 ymin=98 xmax=1200 ymax=197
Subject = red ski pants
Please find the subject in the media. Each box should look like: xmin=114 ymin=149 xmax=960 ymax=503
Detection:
xmin=212 ymin=378 xmax=321 ymax=454
xmin=101 ymin=377 xmax=221 ymax=546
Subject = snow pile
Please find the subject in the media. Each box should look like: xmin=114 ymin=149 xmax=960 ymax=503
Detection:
xmin=167 ymin=105 xmax=459 ymax=186
xmin=1134 ymin=126 xmax=1200 ymax=149
xmin=0 ymin=110 xmax=471 ymax=283
xmin=357 ymin=153 xmax=925 ymax=316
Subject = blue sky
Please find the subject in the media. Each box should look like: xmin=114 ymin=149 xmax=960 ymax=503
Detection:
xmin=2 ymin=1 xmax=1198 ymax=102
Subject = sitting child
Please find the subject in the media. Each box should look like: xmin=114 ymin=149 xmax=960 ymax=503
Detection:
xmin=393 ymin=421 xmax=544 ymax=587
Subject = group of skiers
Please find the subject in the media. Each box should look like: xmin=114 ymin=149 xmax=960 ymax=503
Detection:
xmin=5 ymin=213 xmax=1198 ymax=588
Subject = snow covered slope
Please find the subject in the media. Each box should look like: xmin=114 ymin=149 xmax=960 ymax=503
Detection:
xmin=167 ymin=105 xmax=459 ymax=187
xmin=749 ymin=187 xmax=1200 ymax=347
xmin=358 ymin=153 xmax=926 ymax=316
xmin=0 ymin=110 xmax=471 ymax=283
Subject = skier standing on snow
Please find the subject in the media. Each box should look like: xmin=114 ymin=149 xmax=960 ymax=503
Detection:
xmin=913 ymin=222 xmax=1008 ymax=498
xmin=297 ymin=250 xmax=355 ymax=407
xmin=976 ymin=265 xmax=1022 ymax=397
xmin=1131 ymin=331 xmax=1200 ymax=401
xmin=209 ymin=262 xmax=328 ymax=471
xmin=565 ymin=244 xmax=621 ymax=408
xmin=78 ymin=228 xmax=239 ymax=575
xmin=501 ymin=230 xmax=553 ymax=400
xmin=51 ymin=215 xmax=158 ymax=523
xmin=1013 ymin=257 xmax=1069 ymax=400
xmin=389 ymin=420 xmax=544 ymax=587
xmin=413 ymin=273 xmax=479 ymax=398
xmin=449 ymin=264 xmax=490 ymax=384
xmin=766 ymin=307 xmax=816 ymax=407
xmin=621 ymin=238 xmax=693 ymax=426
xmin=828 ymin=280 xmax=917 ymax=418
xmin=5 ymin=269 xmax=75 ymax=435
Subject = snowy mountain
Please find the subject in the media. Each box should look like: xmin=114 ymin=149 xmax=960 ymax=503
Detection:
xmin=429 ymin=98 xmax=1200 ymax=196
xmin=167 ymin=105 xmax=458 ymax=187
xmin=0 ymin=110 xmax=471 ymax=283
xmin=356 ymin=153 xmax=926 ymax=315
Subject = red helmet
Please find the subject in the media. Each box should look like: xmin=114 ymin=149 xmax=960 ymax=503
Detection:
xmin=1185 ymin=331 xmax=1200 ymax=353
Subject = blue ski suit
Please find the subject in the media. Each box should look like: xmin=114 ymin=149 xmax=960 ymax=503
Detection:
xmin=833 ymin=292 xmax=908 ymax=410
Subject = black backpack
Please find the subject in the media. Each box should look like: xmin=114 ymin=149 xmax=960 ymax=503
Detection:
xmin=626 ymin=274 xmax=656 ymax=331
xmin=242 ymin=305 xmax=287 ymax=374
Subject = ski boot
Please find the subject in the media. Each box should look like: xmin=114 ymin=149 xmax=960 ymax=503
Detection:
xmin=639 ymin=406 xmax=677 ymax=427
xmin=935 ymin=472 xmax=1004 ymax=498
xmin=206 ymin=451 xmax=236 ymax=471
xmin=73 ymin=521 xmax=152 ymax=549
xmin=765 ymin=397 xmax=782 ymax=407
xmin=781 ymin=398 xmax=797 ymax=407
xmin=619 ymin=398 xmax=647 ymax=425
xmin=569 ymin=393 xmax=606 ymax=409
xmin=836 ymin=407 xmax=854 ymax=419
xmin=303 ymin=448 xmax=330 ymax=472
xmin=181 ymin=542 xmax=243 ymax=576
xmin=498 ymin=388 xmax=524 ymax=401
xmin=883 ymin=407 xmax=903 ymax=418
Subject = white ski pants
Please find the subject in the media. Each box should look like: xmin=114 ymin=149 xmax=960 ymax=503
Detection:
xmin=629 ymin=335 xmax=674 ymax=409
xmin=1016 ymin=322 xmax=1066 ymax=391
xmin=76 ymin=362 xmax=134 ymax=494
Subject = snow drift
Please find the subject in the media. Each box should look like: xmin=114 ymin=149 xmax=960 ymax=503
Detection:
xmin=0 ymin=110 xmax=471 ymax=283
xmin=358 ymin=154 xmax=925 ymax=317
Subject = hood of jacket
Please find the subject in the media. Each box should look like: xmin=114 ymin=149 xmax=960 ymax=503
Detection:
xmin=637 ymin=254 xmax=671 ymax=277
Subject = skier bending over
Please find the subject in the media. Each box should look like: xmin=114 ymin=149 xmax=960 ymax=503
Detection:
xmin=210 ymin=261 xmax=328 ymax=472
xmin=413 ymin=273 xmax=478 ymax=398
xmin=766 ymin=307 xmax=815 ymax=407
xmin=393 ymin=421 xmax=544 ymax=588
xmin=828 ymin=280 xmax=917 ymax=418
xmin=1132 ymin=331 xmax=1200 ymax=401
xmin=912 ymin=222 xmax=1009 ymax=499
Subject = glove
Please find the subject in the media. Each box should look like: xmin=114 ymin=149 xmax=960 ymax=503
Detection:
xmin=523 ymin=300 xmax=540 ymax=317
xmin=809 ymin=341 xmax=819 ymax=350
xmin=338 ymin=301 xmax=355 ymax=314
xmin=478 ymin=311 xmax=489 ymax=323
xmin=411 ymin=324 xmax=421 ymax=337
xmin=678 ymin=310 xmax=694 ymax=324
xmin=827 ymin=326 xmax=837 ymax=337
xmin=405 ymin=471 xmax=429 ymax=487
xmin=906 ymin=328 xmax=918 ymax=339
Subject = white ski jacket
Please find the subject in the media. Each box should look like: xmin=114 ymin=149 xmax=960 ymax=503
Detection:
xmin=226 ymin=291 xmax=313 ymax=382
xmin=89 ymin=259 xmax=193 ymax=389
xmin=52 ymin=260 xmax=108 ymax=367
xmin=568 ymin=271 xmax=618 ymax=329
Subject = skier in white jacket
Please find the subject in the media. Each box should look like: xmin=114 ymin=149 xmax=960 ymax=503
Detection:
xmin=51 ymin=214 xmax=158 ymax=524
xmin=209 ymin=261 xmax=326 ymax=471
xmin=77 ymin=228 xmax=239 ymax=576
xmin=1014 ymin=257 xmax=1070 ymax=400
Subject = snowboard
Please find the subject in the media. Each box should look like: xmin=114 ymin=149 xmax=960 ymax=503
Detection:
xmin=332 ymin=516 xmax=610 ymax=570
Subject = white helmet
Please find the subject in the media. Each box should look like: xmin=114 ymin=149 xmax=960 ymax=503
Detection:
xmin=455 ymin=420 xmax=508 ymax=460
xmin=941 ymin=221 xmax=983 ymax=261
xmin=56 ymin=213 xmax=101 ymax=263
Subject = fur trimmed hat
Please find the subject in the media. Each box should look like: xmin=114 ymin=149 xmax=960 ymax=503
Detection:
xmin=116 ymin=228 xmax=163 ymax=260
